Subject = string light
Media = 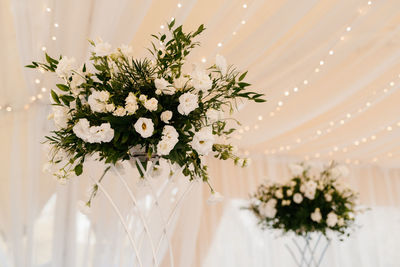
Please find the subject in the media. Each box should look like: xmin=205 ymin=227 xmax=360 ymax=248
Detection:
xmin=217 ymin=42 xmax=222 ymax=47
xmin=201 ymin=57 xmax=207 ymax=63
xmin=177 ymin=3 xmax=182 ymax=8
xmin=243 ymin=4 xmax=247 ymax=8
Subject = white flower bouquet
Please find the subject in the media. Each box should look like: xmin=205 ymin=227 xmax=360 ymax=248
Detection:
xmin=248 ymin=162 xmax=361 ymax=238
xmin=27 ymin=21 xmax=265 ymax=206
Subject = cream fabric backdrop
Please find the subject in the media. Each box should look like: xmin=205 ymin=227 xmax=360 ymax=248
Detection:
xmin=1 ymin=0 xmax=400 ymax=266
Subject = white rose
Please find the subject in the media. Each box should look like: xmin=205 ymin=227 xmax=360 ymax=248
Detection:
xmin=286 ymin=189 xmax=293 ymax=196
xmin=144 ymin=98 xmax=158 ymax=111
xmin=162 ymin=125 xmax=179 ymax=142
xmin=215 ymin=54 xmax=227 ymax=75
xmin=331 ymin=165 xmax=350 ymax=178
xmin=177 ymin=92 xmax=198 ymax=115
xmin=88 ymin=90 xmax=107 ymax=113
xmin=275 ymin=189 xmax=283 ymax=199
xmin=191 ymin=127 xmax=215 ymax=155
xmin=139 ymin=94 xmax=147 ymax=102
xmin=207 ymin=191 xmax=224 ymax=205
xmin=155 ymin=78 xmax=175 ymax=95
xmin=155 ymin=89 xmax=162 ymax=95
xmin=289 ymin=164 xmax=303 ymax=176
xmin=161 ymin=110 xmax=173 ymax=123
xmin=113 ymin=106 xmax=126 ymax=116
xmin=98 ymin=91 xmax=110 ymax=102
xmin=93 ymin=41 xmax=112 ymax=57
xmin=311 ymin=208 xmax=322 ymax=223
xmin=55 ymin=56 xmax=76 ymax=78
xmin=173 ymin=75 xmax=189 ymax=89
xmin=304 ymin=180 xmax=317 ymax=200
xmin=73 ymin=119 xmax=114 ymax=143
xmin=105 ymin=103 xmax=116 ymax=112
xmin=325 ymin=194 xmax=332 ymax=202
xmin=190 ymin=66 xmax=212 ymax=92
xmin=70 ymin=72 xmax=85 ymax=94
xmin=134 ymin=118 xmax=154 ymax=138
xmin=293 ymin=193 xmax=303 ymax=204
xmin=326 ymin=212 xmax=338 ymax=227
xmin=118 ymin=44 xmax=133 ymax=57
xmin=259 ymin=199 xmax=278 ymax=218
xmin=206 ymin=108 xmax=222 ymax=123
xmin=52 ymin=106 xmax=70 ymax=129
xmin=157 ymin=139 xmax=175 ymax=155
xmin=337 ymin=217 xmax=345 ymax=227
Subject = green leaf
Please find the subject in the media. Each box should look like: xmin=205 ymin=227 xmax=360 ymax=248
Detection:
xmin=56 ymin=84 xmax=70 ymax=91
xmin=238 ymin=71 xmax=248 ymax=81
xmin=74 ymin=164 xmax=83 ymax=176
xmin=25 ymin=64 xmax=37 ymax=68
xmin=51 ymin=90 xmax=61 ymax=104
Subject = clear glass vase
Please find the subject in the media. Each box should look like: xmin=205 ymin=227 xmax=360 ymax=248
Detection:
xmin=285 ymin=233 xmax=331 ymax=267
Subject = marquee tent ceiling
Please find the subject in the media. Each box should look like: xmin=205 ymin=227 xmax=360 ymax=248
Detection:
xmin=1 ymin=0 xmax=399 ymax=168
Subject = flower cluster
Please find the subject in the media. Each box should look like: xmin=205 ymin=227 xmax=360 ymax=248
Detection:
xmin=248 ymin=162 xmax=360 ymax=238
xmin=27 ymin=21 xmax=265 ymax=204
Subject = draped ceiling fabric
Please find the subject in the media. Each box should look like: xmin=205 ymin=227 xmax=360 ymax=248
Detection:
xmin=1 ymin=0 xmax=400 ymax=266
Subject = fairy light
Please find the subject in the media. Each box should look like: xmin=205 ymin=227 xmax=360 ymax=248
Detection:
xmin=303 ymin=80 xmax=308 ymax=85
xmin=387 ymin=126 xmax=392 ymax=131
xmin=46 ymin=7 xmax=51 ymax=12
xmin=241 ymin=20 xmax=246 ymax=25
xmin=51 ymin=36 xmax=56 ymax=41
xmin=257 ymin=115 xmax=263 ymax=121
xmin=201 ymin=57 xmax=207 ymax=63
xmin=319 ymin=61 xmax=324 ymax=65
xmin=293 ymin=87 xmax=298 ymax=92
xmin=278 ymin=101 xmax=283 ymax=106
xmin=35 ymin=79 xmax=40 ymax=84
xmin=346 ymin=26 xmax=352 ymax=32
xmin=217 ymin=42 xmax=222 ymax=47
xmin=6 ymin=106 xmax=12 ymax=112
xmin=160 ymin=25 xmax=165 ymax=29
xmin=284 ymin=91 xmax=289 ymax=96
xmin=54 ymin=23 xmax=59 ymax=28
xmin=243 ymin=4 xmax=247 ymax=8
xmin=329 ymin=50 xmax=334 ymax=55
xmin=177 ymin=3 xmax=182 ymax=8
xmin=41 ymin=87 xmax=47 ymax=92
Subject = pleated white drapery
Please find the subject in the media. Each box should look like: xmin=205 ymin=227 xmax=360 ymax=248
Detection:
xmin=1 ymin=0 xmax=400 ymax=266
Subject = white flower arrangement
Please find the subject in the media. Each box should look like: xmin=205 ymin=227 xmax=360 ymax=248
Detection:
xmin=248 ymin=162 xmax=362 ymax=238
xmin=27 ymin=21 xmax=265 ymax=207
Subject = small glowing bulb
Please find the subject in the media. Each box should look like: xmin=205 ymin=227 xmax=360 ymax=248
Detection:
xmin=362 ymin=137 xmax=367 ymax=143
xmin=284 ymin=91 xmax=289 ymax=96
xmin=372 ymin=157 xmax=378 ymax=162
xmin=41 ymin=46 xmax=47 ymax=51
xmin=258 ymin=115 xmax=263 ymax=121
xmin=340 ymin=120 xmax=345 ymax=124
xmin=371 ymin=135 xmax=376 ymax=140
xmin=46 ymin=7 xmax=51 ymax=12
xmin=54 ymin=23 xmax=59 ymax=28
xmin=303 ymin=80 xmax=308 ymax=85
xmin=329 ymin=50 xmax=334 ymax=55
xmin=35 ymin=79 xmax=40 ymax=84
xmin=269 ymin=112 xmax=275 ymax=117
xmin=387 ymin=126 xmax=393 ymax=131
xmin=317 ymin=130 xmax=322 ymax=135
xmin=52 ymin=36 xmax=56 ymax=41
xmin=41 ymin=87 xmax=47 ymax=92
xmin=6 ymin=106 xmax=12 ymax=112
xmin=388 ymin=153 xmax=393 ymax=157
xmin=37 ymin=94 xmax=43 ymax=99
xmin=24 ymin=104 xmax=29 ymax=110
xmin=201 ymin=57 xmax=206 ymax=63
xmin=160 ymin=25 xmax=165 ymax=29
xmin=340 ymin=36 xmax=345 ymax=41
xmin=217 ymin=42 xmax=222 ymax=47
xmin=232 ymin=31 xmax=237 ymax=35
xmin=366 ymin=102 xmax=371 ymax=107
xmin=354 ymin=140 xmax=360 ymax=146
xmin=315 ymin=68 xmax=320 ymax=73
xmin=254 ymin=124 xmax=259 ymax=130
xmin=286 ymin=145 xmax=291 ymax=151
xmin=346 ymin=113 xmax=351 ymax=118
xmin=329 ymin=121 xmax=335 ymax=126
xmin=31 ymin=96 xmax=37 ymax=102
xmin=278 ymin=101 xmax=283 ymax=106
xmin=315 ymin=153 xmax=320 ymax=158
xmin=367 ymin=1 xmax=372 ymax=5
xmin=346 ymin=26 xmax=352 ymax=32
xmin=296 ymin=138 xmax=301 ymax=143
xmin=293 ymin=87 xmax=298 ymax=92
xmin=383 ymin=88 xmax=388 ymax=93
xmin=333 ymin=146 xmax=339 ymax=151
xmin=241 ymin=20 xmax=246 ymax=25
xmin=177 ymin=3 xmax=182 ymax=8
xmin=319 ymin=60 xmax=324 ymax=65
xmin=243 ymin=4 xmax=247 ymax=8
